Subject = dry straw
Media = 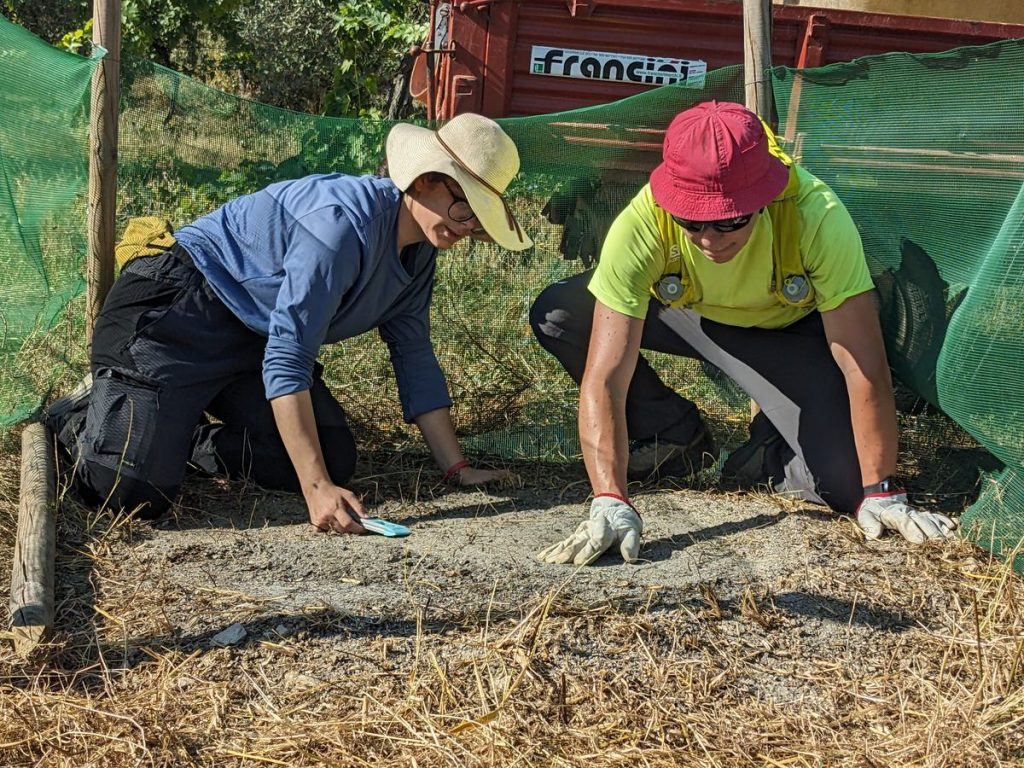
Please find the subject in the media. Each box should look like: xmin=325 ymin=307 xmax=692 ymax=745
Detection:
xmin=2 ymin=439 xmax=1023 ymax=767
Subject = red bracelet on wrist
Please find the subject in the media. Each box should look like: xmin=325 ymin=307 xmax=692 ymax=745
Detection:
xmin=443 ymin=458 xmax=470 ymax=484
xmin=594 ymin=492 xmax=638 ymax=514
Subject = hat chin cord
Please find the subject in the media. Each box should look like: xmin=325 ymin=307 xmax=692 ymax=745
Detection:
xmin=435 ymin=135 xmax=524 ymax=244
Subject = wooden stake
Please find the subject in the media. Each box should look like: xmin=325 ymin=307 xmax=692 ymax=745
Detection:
xmin=744 ymin=0 xmax=772 ymax=421
xmin=86 ymin=0 xmax=121 ymax=342
xmin=743 ymin=0 xmax=776 ymax=125
xmin=9 ymin=423 xmax=57 ymax=657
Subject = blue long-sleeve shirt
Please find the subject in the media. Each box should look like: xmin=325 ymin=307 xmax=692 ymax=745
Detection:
xmin=174 ymin=174 xmax=452 ymax=422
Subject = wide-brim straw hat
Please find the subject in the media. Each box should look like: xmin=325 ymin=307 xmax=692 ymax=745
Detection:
xmin=386 ymin=113 xmax=533 ymax=251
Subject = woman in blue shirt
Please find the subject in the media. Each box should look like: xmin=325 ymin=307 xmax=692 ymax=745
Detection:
xmin=48 ymin=113 xmax=532 ymax=533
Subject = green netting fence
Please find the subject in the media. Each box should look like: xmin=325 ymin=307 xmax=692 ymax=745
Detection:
xmin=1 ymin=15 xmax=1021 ymax=569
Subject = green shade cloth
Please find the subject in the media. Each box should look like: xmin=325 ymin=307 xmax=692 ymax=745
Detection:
xmin=1 ymin=15 xmax=1020 ymax=569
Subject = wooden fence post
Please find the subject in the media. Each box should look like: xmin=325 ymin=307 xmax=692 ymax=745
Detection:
xmin=743 ymin=0 xmax=776 ymax=126
xmin=86 ymin=0 xmax=121 ymax=342
xmin=744 ymin=0 xmax=774 ymax=420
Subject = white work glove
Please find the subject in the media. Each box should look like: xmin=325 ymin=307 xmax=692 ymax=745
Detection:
xmin=857 ymin=492 xmax=956 ymax=544
xmin=536 ymin=495 xmax=643 ymax=565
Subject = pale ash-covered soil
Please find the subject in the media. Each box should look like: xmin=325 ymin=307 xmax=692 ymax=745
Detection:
xmin=95 ymin=468 xmax=960 ymax=697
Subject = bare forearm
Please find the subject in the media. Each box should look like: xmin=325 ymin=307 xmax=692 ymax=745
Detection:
xmin=579 ymin=301 xmax=643 ymax=498
xmin=270 ymin=390 xmax=332 ymax=494
xmin=822 ymin=292 xmax=900 ymax=488
xmin=579 ymin=381 xmax=629 ymax=497
xmin=415 ymin=407 xmax=519 ymax=487
xmin=414 ymin=407 xmax=463 ymax=470
xmin=846 ymin=372 xmax=899 ymax=486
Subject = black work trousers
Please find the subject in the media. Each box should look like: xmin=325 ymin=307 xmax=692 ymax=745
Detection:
xmin=529 ymin=271 xmax=863 ymax=512
xmin=67 ymin=245 xmax=356 ymax=518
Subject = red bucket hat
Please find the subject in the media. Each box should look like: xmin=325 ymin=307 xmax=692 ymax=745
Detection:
xmin=650 ymin=101 xmax=789 ymax=221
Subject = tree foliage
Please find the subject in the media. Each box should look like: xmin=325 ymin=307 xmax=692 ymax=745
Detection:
xmin=2 ymin=0 xmax=90 ymax=46
xmin=1 ymin=0 xmax=428 ymax=117
xmin=328 ymin=0 xmax=427 ymax=116
xmin=231 ymin=0 xmax=348 ymax=115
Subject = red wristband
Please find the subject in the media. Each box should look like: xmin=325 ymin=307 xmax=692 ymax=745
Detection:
xmin=594 ymin=492 xmax=638 ymax=514
xmin=443 ymin=458 xmax=470 ymax=484
xmin=863 ymin=489 xmax=906 ymax=499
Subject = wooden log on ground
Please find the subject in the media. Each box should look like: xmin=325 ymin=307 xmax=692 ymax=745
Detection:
xmin=9 ymin=422 xmax=57 ymax=656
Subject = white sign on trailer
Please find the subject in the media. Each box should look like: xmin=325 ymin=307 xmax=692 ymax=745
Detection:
xmin=530 ymin=45 xmax=707 ymax=87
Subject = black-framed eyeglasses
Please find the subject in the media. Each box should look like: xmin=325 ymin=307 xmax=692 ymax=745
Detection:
xmin=442 ymin=178 xmax=477 ymax=223
xmin=672 ymin=212 xmax=756 ymax=233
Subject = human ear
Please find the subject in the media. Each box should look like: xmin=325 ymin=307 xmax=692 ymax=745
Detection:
xmin=410 ymin=174 xmax=434 ymax=195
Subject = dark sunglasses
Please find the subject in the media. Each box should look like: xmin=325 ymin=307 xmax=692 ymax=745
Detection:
xmin=672 ymin=212 xmax=756 ymax=233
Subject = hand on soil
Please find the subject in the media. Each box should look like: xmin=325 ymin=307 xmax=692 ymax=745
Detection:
xmin=536 ymin=496 xmax=643 ymax=565
xmin=856 ymin=493 xmax=957 ymax=543
xmin=455 ymin=467 xmax=522 ymax=488
xmin=306 ymin=482 xmax=367 ymax=534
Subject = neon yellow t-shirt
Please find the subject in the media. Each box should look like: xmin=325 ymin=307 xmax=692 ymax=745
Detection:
xmin=589 ymin=165 xmax=874 ymax=329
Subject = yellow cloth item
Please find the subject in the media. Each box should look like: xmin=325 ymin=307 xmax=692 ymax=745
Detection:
xmin=760 ymin=121 xmax=815 ymax=308
xmin=760 ymin=118 xmax=793 ymax=167
xmin=115 ymin=216 xmax=177 ymax=268
xmin=589 ymin=163 xmax=873 ymax=329
xmin=767 ymin=165 xmax=814 ymax=309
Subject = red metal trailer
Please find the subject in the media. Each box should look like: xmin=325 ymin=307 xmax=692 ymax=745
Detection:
xmin=410 ymin=0 xmax=1024 ymax=120
xmin=407 ymin=0 xmax=1024 ymax=269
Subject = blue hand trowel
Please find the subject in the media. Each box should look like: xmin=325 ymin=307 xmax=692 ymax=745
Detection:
xmin=360 ymin=517 xmax=412 ymax=537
